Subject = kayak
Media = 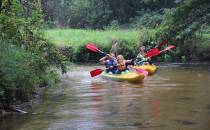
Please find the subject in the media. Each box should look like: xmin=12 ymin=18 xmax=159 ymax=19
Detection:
xmin=134 ymin=64 xmax=157 ymax=75
xmin=101 ymin=71 xmax=145 ymax=82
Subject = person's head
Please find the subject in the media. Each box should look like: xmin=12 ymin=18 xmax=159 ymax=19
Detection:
xmin=107 ymin=53 xmax=116 ymax=60
xmin=117 ymin=55 xmax=124 ymax=63
xmin=139 ymin=46 xmax=146 ymax=52
xmin=110 ymin=53 xmax=115 ymax=57
xmin=111 ymin=40 xmax=118 ymax=45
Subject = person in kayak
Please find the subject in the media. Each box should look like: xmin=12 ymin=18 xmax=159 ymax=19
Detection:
xmin=116 ymin=55 xmax=132 ymax=74
xmin=99 ymin=53 xmax=117 ymax=74
xmin=135 ymin=46 xmax=152 ymax=65
xmin=110 ymin=40 xmax=120 ymax=56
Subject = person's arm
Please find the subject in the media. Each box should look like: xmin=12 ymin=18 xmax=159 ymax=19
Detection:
xmin=99 ymin=56 xmax=108 ymax=64
xmin=125 ymin=60 xmax=132 ymax=63
xmin=125 ymin=59 xmax=135 ymax=66
xmin=137 ymin=58 xmax=148 ymax=65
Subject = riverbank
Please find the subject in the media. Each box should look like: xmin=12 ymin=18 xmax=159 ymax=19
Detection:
xmin=44 ymin=29 xmax=210 ymax=62
xmin=0 ymin=85 xmax=48 ymax=117
xmin=44 ymin=29 xmax=157 ymax=62
xmin=44 ymin=29 xmax=142 ymax=47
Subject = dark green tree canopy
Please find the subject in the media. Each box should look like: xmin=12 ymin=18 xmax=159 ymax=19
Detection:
xmin=41 ymin=0 xmax=177 ymax=29
xmin=161 ymin=0 xmax=210 ymax=40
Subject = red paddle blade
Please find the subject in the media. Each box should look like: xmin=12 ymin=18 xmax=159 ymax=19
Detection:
xmin=90 ymin=69 xmax=103 ymax=77
xmin=86 ymin=43 xmax=99 ymax=52
xmin=145 ymin=48 xmax=160 ymax=58
xmin=162 ymin=45 xmax=175 ymax=52
xmin=158 ymin=40 xmax=168 ymax=48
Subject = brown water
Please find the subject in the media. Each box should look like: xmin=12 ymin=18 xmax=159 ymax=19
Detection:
xmin=1 ymin=63 xmax=210 ymax=130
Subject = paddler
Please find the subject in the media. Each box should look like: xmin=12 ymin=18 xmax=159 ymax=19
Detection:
xmin=135 ymin=46 xmax=152 ymax=65
xmin=99 ymin=53 xmax=117 ymax=74
xmin=116 ymin=55 xmax=133 ymax=74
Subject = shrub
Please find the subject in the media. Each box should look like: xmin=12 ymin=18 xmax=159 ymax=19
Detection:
xmin=59 ymin=46 xmax=75 ymax=62
xmin=163 ymin=54 xmax=172 ymax=62
xmin=105 ymin=20 xmax=120 ymax=30
xmin=130 ymin=10 xmax=164 ymax=29
xmin=181 ymin=55 xmax=187 ymax=63
xmin=118 ymin=40 xmax=138 ymax=59
xmin=0 ymin=41 xmax=37 ymax=104
xmin=0 ymin=0 xmax=68 ymax=106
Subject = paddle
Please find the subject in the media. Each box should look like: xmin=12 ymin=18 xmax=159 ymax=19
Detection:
xmin=145 ymin=48 xmax=160 ymax=58
xmin=86 ymin=43 xmax=105 ymax=77
xmin=90 ymin=69 xmax=104 ymax=77
xmin=158 ymin=40 xmax=168 ymax=48
xmin=87 ymin=43 xmax=148 ymax=77
xmin=145 ymin=40 xmax=169 ymax=58
xmin=160 ymin=45 xmax=175 ymax=53
xmin=86 ymin=43 xmax=106 ymax=55
xmin=133 ymin=68 xmax=148 ymax=76
xmin=86 ymin=43 xmax=113 ymax=77
xmin=145 ymin=45 xmax=175 ymax=58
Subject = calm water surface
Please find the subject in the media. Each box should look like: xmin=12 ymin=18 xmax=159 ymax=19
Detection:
xmin=1 ymin=63 xmax=210 ymax=130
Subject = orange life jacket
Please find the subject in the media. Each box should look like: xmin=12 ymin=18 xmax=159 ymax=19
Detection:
xmin=117 ymin=62 xmax=126 ymax=71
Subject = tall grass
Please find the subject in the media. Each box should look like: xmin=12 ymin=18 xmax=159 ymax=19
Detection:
xmin=44 ymin=29 xmax=143 ymax=47
xmin=202 ymin=33 xmax=210 ymax=39
xmin=44 ymin=29 xmax=210 ymax=62
xmin=44 ymin=29 xmax=158 ymax=62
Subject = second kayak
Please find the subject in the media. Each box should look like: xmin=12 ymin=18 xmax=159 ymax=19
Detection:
xmin=101 ymin=71 xmax=145 ymax=82
xmin=134 ymin=64 xmax=157 ymax=75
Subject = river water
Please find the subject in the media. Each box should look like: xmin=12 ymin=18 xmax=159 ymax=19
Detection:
xmin=1 ymin=63 xmax=210 ymax=130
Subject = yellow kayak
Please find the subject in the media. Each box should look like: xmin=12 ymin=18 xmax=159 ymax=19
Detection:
xmin=134 ymin=65 xmax=157 ymax=75
xmin=101 ymin=71 xmax=145 ymax=82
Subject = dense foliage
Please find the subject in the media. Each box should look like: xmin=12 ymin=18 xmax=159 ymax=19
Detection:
xmin=45 ymin=29 xmax=158 ymax=62
xmin=41 ymin=0 xmax=176 ymax=29
xmin=42 ymin=0 xmax=210 ymax=61
xmin=158 ymin=0 xmax=210 ymax=60
xmin=0 ymin=0 xmax=67 ymax=106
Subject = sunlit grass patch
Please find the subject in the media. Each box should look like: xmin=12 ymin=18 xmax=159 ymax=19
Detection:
xmin=44 ymin=29 xmax=142 ymax=47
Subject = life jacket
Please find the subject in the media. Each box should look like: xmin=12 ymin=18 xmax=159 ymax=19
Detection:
xmin=105 ymin=59 xmax=116 ymax=69
xmin=137 ymin=57 xmax=148 ymax=65
xmin=117 ymin=62 xmax=126 ymax=71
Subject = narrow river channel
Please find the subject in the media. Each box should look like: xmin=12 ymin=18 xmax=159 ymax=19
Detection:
xmin=1 ymin=63 xmax=210 ymax=130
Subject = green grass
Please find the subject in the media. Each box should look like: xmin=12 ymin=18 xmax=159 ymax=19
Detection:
xmin=202 ymin=33 xmax=210 ymax=39
xmin=44 ymin=29 xmax=148 ymax=47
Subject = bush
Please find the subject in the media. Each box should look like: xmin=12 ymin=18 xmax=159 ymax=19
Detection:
xmin=138 ymin=29 xmax=157 ymax=48
xmin=0 ymin=41 xmax=40 ymax=104
xmin=181 ymin=55 xmax=187 ymax=63
xmin=196 ymin=39 xmax=210 ymax=60
xmin=59 ymin=46 xmax=75 ymax=62
xmin=105 ymin=20 xmax=120 ymax=30
xmin=0 ymin=40 xmax=63 ymax=106
xmin=163 ymin=54 xmax=172 ymax=62
xmin=130 ymin=10 xmax=164 ymax=29
xmin=0 ymin=0 xmax=68 ymax=107
xmin=117 ymin=40 xmax=138 ymax=59
xmin=74 ymin=45 xmax=90 ymax=62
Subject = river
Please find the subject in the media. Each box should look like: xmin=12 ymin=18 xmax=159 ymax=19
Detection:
xmin=1 ymin=63 xmax=210 ymax=130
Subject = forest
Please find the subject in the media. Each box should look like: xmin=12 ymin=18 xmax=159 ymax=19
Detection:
xmin=0 ymin=0 xmax=210 ymax=108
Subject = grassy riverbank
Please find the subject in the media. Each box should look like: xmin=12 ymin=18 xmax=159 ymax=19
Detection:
xmin=44 ymin=29 xmax=144 ymax=46
xmin=44 ymin=29 xmax=157 ymax=62
xmin=44 ymin=29 xmax=210 ymax=62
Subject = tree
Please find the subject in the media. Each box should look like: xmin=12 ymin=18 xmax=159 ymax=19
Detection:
xmin=164 ymin=0 xmax=210 ymax=40
xmin=0 ymin=0 xmax=67 ymax=106
xmin=156 ymin=0 xmax=210 ymax=60
xmin=40 ymin=0 xmax=177 ymax=29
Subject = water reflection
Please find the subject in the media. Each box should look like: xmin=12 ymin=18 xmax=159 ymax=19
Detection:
xmin=0 ymin=64 xmax=210 ymax=130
